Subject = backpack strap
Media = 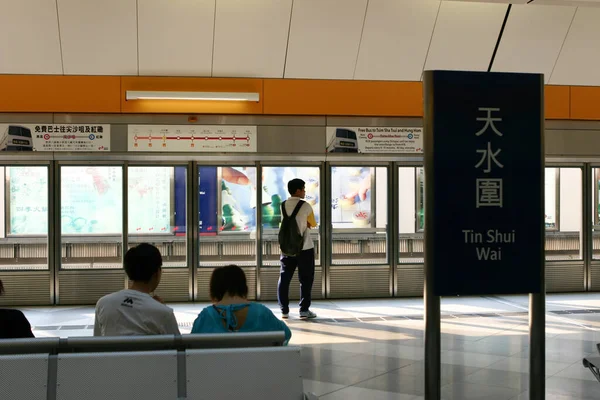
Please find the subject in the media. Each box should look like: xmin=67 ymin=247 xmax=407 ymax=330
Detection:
xmin=281 ymin=200 xmax=305 ymax=219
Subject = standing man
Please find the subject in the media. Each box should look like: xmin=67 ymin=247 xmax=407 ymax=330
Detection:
xmin=277 ymin=178 xmax=317 ymax=319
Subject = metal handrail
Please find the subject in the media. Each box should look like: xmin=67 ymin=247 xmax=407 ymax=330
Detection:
xmin=0 ymin=332 xmax=285 ymax=355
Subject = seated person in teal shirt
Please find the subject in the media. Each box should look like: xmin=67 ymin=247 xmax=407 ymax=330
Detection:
xmin=191 ymin=265 xmax=292 ymax=345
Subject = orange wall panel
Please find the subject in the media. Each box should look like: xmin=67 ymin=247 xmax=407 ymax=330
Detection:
xmin=0 ymin=75 xmax=120 ymax=113
xmin=263 ymin=79 xmax=423 ymax=116
xmin=544 ymin=85 xmax=570 ymax=120
xmin=570 ymin=86 xmax=600 ymax=120
xmin=120 ymin=77 xmax=263 ymax=114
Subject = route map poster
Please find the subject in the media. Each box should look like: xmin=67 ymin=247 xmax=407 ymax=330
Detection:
xmin=128 ymin=125 xmax=257 ymax=152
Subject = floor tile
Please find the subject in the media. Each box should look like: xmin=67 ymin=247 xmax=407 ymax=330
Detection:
xmin=393 ymin=361 xmax=480 ymax=385
xmin=301 ymin=380 xmax=346 ymax=397
xmin=441 ymin=350 xmax=507 ymax=368
xmin=300 ymin=347 xmax=357 ymax=366
xmin=319 ymin=386 xmax=418 ymax=400
xmin=441 ymin=382 xmax=521 ymax=400
xmin=545 ymin=376 xmax=600 ymax=398
xmin=354 ymin=371 xmax=425 ymax=396
xmin=301 ymin=364 xmax=384 ymax=387
xmin=464 ymin=368 xmax=530 ymax=391
xmin=511 ymin=390 xmax=598 ymax=400
xmin=554 ymin=360 xmax=600 ymax=382
xmin=329 ymin=353 xmax=415 ymax=372
xmin=487 ymin=356 xmax=570 ymax=376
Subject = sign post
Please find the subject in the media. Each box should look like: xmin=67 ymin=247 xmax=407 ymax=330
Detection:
xmin=423 ymin=70 xmax=545 ymax=400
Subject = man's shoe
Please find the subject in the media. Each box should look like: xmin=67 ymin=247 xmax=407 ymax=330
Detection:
xmin=282 ymin=313 xmax=289 ymax=319
xmin=299 ymin=310 xmax=317 ymax=319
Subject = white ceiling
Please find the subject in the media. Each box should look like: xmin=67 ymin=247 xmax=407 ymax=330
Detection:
xmin=0 ymin=0 xmax=598 ymax=86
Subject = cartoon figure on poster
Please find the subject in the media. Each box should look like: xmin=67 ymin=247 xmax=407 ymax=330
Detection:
xmin=331 ymin=167 xmax=372 ymax=228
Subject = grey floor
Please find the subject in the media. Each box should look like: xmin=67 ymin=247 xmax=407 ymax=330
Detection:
xmin=19 ymin=294 xmax=600 ymax=399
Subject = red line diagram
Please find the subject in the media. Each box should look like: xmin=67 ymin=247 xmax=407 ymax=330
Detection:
xmin=132 ymin=132 xmax=251 ymax=148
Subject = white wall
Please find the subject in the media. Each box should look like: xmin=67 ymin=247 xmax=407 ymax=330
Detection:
xmin=398 ymin=167 xmax=416 ymax=234
xmin=559 ymin=167 xmax=582 ymax=232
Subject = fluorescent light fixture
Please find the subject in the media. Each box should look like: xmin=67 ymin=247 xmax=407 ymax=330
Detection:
xmin=126 ymin=91 xmax=259 ymax=102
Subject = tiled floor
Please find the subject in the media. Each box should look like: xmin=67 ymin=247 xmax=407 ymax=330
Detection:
xmin=14 ymin=294 xmax=600 ymax=399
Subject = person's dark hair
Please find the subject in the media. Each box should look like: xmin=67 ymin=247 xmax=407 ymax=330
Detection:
xmin=288 ymin=178 xmax=305 ymax=196
xmin=209 ymin=265 xmax=248 ymax=301
xmin=124 ymin=243 xmax=162 ymax=282
xmin=0 ymin=279 xmax=4 ymax=296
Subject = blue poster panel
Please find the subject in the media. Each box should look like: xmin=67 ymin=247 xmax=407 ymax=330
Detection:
xmin=424 ymin=70 xmax=544 ymax=296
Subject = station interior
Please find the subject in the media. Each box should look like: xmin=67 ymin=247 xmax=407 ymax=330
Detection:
xmin=2 ymin=0 xmax=600 ymax=399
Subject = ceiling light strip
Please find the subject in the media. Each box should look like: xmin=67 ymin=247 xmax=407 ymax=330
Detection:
xmin=125 ymin=91 xmax=260 ymax=102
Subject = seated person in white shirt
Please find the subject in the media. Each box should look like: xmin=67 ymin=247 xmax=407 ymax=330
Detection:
xmin=93 ymin=243 xmax=180 ymax=336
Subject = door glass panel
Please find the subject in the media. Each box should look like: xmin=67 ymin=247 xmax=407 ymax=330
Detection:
xmin=331 ymin=166 xmax=388 ymax=265
xmin=127 ymin=166 xmax=187 ymax=268
xmin=398 ymin=167 xmax=424 ymax=264
xmin=2 ymin=166 xmax=49 ymax=270
xmin=592 ymin=168 xmax=600 ymax=260
xmin=261 ymin=166 xmax=321 ymax=266
xmin=60 ymin=166 xmax=123 ymax=269
xmin=547 ymin=167 xmax=581 ymax=261
xmin=198 ymin=166 xmax=257 ymax=267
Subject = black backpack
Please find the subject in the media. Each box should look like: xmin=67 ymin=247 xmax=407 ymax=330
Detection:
xmin=278 ymin=200 xmax=305 ymax=256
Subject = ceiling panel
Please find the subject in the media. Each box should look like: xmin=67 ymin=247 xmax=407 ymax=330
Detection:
xmin=354 ymin=0 xmax=440 ymax=81
xmin=550 ymin=8 xmax=600 ymax=85
xmin=535 ymin=0 xmax=600 ymax=6
xmin=424 ymin=1 xmax=507 ymax=73
xmin=138 ymin=0 xmax=215 ymax=76
xmin=57 ymin=0 xmax=137 ymax=75
xmin=0 ymin=0 xmax=62 ymax=74
xmin=492 ymin=5 xmax=575 ymax=82
xmin=284 ymin=0 xmax=368 ymax=79
xmin=213 ymin=0 xmax=292 ymax=78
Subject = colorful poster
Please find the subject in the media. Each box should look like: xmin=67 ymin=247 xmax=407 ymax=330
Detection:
xmin=326 ymin=127 xmax=423 ymax=154
xmin=128 ymin=167 xmax=172 ymax=234
xmin=330 ymin=167 xmax=372 ymax=228
xmin=220 ymin=167 xmax=257 ymax=232
xmin=128 ymin=125 xmax=257 ymax=152
xmin=262 ymin=167 xmax=320 ymax=229
xmin=0 ymin=124 xmax=110 ymax=152
xmin=8 ymin=167 xmax=48 ymax=235
xmin=60 ymin=167 xmax=122 ymax=235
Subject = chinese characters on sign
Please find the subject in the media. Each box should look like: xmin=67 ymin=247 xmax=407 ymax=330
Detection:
xmin=0 ymin=124 xmax=110 ymax=152
xmin=474 ymin=108 xmax=504 ymax=208
xmin=425 ymin=70 xmax=543 ymax=296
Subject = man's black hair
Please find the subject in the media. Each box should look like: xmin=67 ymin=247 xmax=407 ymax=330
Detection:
xmin=287 ymin=178 xmax=305 ymax=196
xmin=209 ymin=265 xmax=248 ymax=301
xmin=124 ymin=243 xmax=162 ymax=282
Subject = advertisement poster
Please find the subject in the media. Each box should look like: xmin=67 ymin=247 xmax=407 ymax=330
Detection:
xmin=198 ymin=166 xmax=320 ymax=234
xmin=128 ymin=125 xmax=257 ymax=152
xmin=220 ymin=167 xmax=257 ymax=232
xmin=545 ymin=168 xmax=557 ymax=229
xmin=60 ymin=167 xmax=122 ymax=235
xmin=128 ymin=167 xmax=172 ymax=234
xmin=262 ymin=167 xmax=320 ymax=229
xmin=8 ymin=167 xmax=48 ymax=235
xmin=331 ymin=167 xmax=372 ymax=228
xmin=0 ymin=124 xmax=110 ymax=152
xmin=326 ymin=127 xmax=423 ymax=154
